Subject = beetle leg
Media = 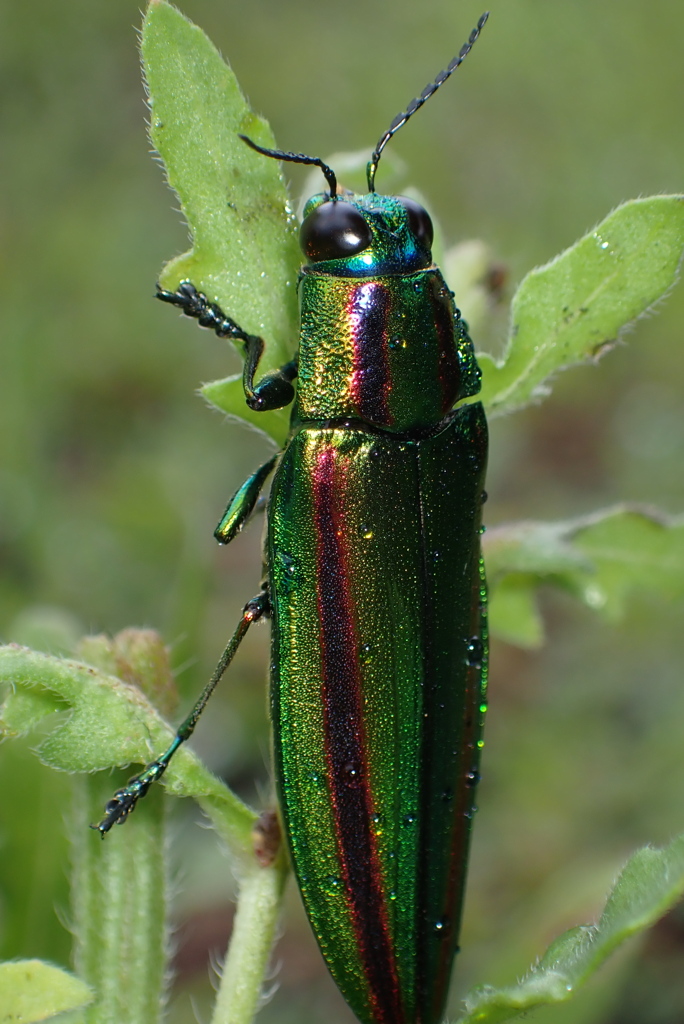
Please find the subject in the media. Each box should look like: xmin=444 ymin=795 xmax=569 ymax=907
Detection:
xmin=156 ymin=280 xmax=297 ymax=411
xmin=214 ymin=453 xmax=279 ymax=545
xmin=91 ymin=589 xmax=270 ymax=837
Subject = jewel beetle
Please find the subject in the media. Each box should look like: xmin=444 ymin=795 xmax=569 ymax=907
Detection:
xmin=95 ymin=13 xmax=489 ymax=1024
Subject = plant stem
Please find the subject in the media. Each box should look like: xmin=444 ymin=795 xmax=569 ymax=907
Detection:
xmin=210 ymin=855 xmax=289 ymax=1024
xmin=70 ymin=772 xmax=168 ymax=1024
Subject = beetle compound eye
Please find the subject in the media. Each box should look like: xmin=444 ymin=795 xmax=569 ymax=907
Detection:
xmin=300 ymin=201 xmax=372 ymax=262
xmin=398 ymin=196 xmax=434 ymax=250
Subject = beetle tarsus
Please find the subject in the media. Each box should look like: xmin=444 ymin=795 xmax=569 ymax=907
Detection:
xmin=156 ymin=280 xmax=253 ymax=344
xmin=90 ymin=758 xmax=168 ymax=836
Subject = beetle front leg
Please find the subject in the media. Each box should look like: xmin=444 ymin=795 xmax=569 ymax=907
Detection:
xmin=156 ymin=280 xmax=297 ymax=411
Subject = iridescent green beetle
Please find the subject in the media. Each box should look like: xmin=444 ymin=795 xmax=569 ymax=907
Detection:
xmin=96 ymin=14 xmax=489 ymax=1024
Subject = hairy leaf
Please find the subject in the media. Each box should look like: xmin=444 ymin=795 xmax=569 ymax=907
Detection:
xmin=0 ymin=638 xmax=256 ymax=854
xmin=142 ymin=0 xmax=300 ymax=446
xmin=455 ymin=833 xmax=684 ymax=1023
xmin=479 ymin=196 xmax=684 ymax=416
xmin=0 ymin=960 xmax=92 ymax=1023
xmin=485 ymin=505 xmax=684 ymax=646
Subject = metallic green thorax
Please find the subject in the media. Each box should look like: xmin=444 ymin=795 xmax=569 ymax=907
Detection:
xmin=267 ymin=191 xmax=488 ymax=1024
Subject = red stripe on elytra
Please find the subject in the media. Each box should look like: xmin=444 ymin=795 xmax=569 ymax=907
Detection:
xmin=313 ymin=445 xmax=403 ymax=1024
xmin=348 ymin=282 xmax=393 ymax=427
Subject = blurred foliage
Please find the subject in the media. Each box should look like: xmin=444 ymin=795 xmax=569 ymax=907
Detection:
xmin=1 ymin=1 xmax=684 ymax=1023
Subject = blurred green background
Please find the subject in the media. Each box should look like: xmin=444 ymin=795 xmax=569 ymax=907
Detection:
xmin=1 ymin=1 xmax=683 ymax=1022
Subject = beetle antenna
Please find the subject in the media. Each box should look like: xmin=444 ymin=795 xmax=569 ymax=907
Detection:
xmin=366 ymin=11 xmax=489 ymax=192
xmin=239 ymin=135 xmax=338 ymax=198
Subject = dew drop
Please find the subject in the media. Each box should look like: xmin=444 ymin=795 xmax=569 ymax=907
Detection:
xmin=359 ymin=523 xmax=374 ymax=540
xmin=342 ymin=761 xmax=362 ymax=787
xmin=584 ymin=583 xmax=607 ymax=609
xmin=464 ymin=769 xmax=480 ymax=787
xmin=465 ymin=637 xmax=483 ymax=668
xmin=278 ymin=551 xmax=297 ymax=574
xmin=402 ymin=813 xmax=416 ymax=827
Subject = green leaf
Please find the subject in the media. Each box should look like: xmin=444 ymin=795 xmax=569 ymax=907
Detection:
xmin=0 ymin=960 xmax=93 ymax=1023
xmin=484 ymin=506 xmax=684 ymax=646
xmin=0 ymin=638 xmax=256 ymax=855
xmin=572 ymin=506 xmax=684 ymax=618
xmin=487 ymin=575 xmax=544 ymax=648
xmin=455 ymin=833 xmax=684 ymax=1024
xmin=479 ymin=196 xmax=684 ymax=416
xmin=141 ymin=0 xmax=300 ymax=446
xmin=200 ymin=373 xmax=290 ymax=447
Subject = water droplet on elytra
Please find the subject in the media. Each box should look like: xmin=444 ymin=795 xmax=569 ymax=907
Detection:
xmin=465 ymin=637 xmax=483 ymax=668
xmin=342 ymin=762 xmax=362 ymax=787
xmin=360 ymin=642 xmax=373 ymax=664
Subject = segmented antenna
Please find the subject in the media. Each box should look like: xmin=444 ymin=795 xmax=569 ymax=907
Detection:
xmin=367 ymin=12 xmax=489 ymax=192
xmin=239 ymin=135 xmax=338 ymax=198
